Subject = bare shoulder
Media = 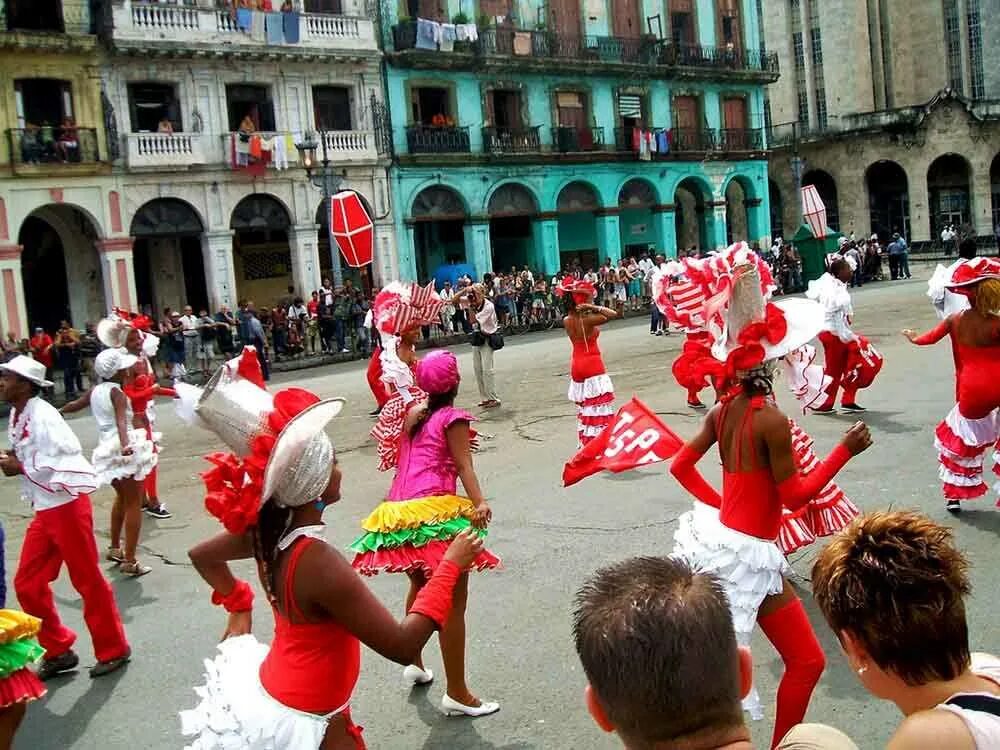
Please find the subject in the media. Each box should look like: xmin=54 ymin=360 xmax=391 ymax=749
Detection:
xmin=756 ymin=402 xmax=791 ymax=432
xmin=888 ymin=709 xmax=975 ymax=750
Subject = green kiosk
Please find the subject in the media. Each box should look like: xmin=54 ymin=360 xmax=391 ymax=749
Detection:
xmin=791 ymin=224 xmax=844 ymax=284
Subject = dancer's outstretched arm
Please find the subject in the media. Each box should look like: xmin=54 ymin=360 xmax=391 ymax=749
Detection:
xmin=902 ymin=319 xmax=950 ymax=345
xmin=669 ymin=409 xmax=722 ymax=508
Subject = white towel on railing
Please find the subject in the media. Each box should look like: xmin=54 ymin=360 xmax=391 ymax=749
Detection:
xmin=439 ymin=23 xmax=456 ymax=51
xmin=416 ymin=18 xmax=439 ymax=49
xmin=455 ymin=23 xmax=477 ymax=42
xmin=272 ymin=135 xmax=288 ymax=170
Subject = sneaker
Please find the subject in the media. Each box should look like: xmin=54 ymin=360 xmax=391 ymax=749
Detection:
xmin=89 ymin=648 xmax=131 ymax=678
xmin=340 ymin=348 xmax=350 ymax=353
xmin=144 ymin=504 xmax=172 ymax=519
xmin=946 ymin=499 xmax=962 ymax=514
xmin=369 ymin=407 xmax=382 ymax=417
xmin=37 ymin=650 xmax=80 ymax=681
xmin=811 ymin=407 xmax=837 ymax=415
xmin=840 ymin=404 xmax=866 ymax=413
xmin=655 ymin=330 xmax=664 ymax=336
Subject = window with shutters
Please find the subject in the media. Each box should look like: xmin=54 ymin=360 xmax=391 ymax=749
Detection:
xmin=555 ymin=91 xmax=588 ymax=129
xmin=479 ymin=0 xmax=512 ymax=22
xmin=616 ymin=90 xmax=647 ymax=150
xmin=672 ymin=95 xmax=699 ymax=130
xmin=669 ymin=0 xmax=695 ymax=45
xmin=410 ymin=86 xmax=453 ymax=125
xmin=127 ymin=83 xmax=183 ymax=132
xmin=968 ymin=0 xmax=984 ymax=99
xmin=717 ymin=0 xmax=742 ymax=51
xmin=943 ymin=0 xmax=963 ymax=91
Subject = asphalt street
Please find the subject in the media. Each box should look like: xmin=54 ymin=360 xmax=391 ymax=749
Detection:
xmin=8 ymin=272 xmax=999 ymax=749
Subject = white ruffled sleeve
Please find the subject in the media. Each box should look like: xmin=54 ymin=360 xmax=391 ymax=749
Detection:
xmin=19 ymin=400 xmax=99 ymax=499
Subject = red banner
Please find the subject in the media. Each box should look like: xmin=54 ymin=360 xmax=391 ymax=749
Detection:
xmin=562 ymin=397 xmax=685 ymax=487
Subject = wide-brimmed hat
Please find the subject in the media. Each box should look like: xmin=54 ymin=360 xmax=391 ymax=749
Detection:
xmin=97 ymin=315 xmax=130 ymax=348
xmin=0 ymin=355 xmax=52 ymax=387
xmin=94 ymin=349 xmax=138 ymax=380
xmin=372 ymin=281 xmax=444 ymax=335
xmin=261 ymin=397 xmax=343 ymax=508
xmin=555 ymin=277 xmax=596 ymax=299
xmin=947 ymin=257 xmax=1000 ymax=288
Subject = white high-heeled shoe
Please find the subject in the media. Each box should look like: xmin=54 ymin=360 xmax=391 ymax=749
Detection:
xmin=441 ymin=694 xmax=500 ymax=717
xmin=402 ymin=664 xmax=433 ymax=686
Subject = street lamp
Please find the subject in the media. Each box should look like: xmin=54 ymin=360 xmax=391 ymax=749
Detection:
xmin=296 ymin=130 xmax=344 ymax=287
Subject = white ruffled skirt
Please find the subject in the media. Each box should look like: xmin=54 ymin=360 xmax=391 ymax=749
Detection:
xmin=568 ymin=374 xmax=615 ymax=447
xmin=180 ymin=635 xmax=336 ymax=750
xmin=91 ymin=428 xmax=157 ymax=486
xmin=934 ymin=406 xmax=1000 ymax=501
xmin=673 ymin=502 xmax=789 ymax=721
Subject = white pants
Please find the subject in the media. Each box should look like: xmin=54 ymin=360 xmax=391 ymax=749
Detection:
xmin=473 ymin=345 xmax=499 ymax=402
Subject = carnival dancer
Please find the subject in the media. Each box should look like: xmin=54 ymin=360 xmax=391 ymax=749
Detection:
xmin=807 ymin=258 xmax=883 ymax=414
xmin=903 ymin=256 xmax=1000 ymax=512
xmin=180 ymin=355 xmax=484 ymax=749
xmin=95 ymin=311 xmax=177 ymax=519
xmin=653 ymin=252 xmax=858 ymax=556
xmin=666 ymin=250 xmax=873 ymax=747
xmin=0 ymin=609 xmax=47 ymax=747
xmin=369 ymin=282 xmax=445 ymax=472
xmin=651 ymin=259 xmax=716 ymax=409
xmin=352 ymin=350 xmax=501 ymax=718
xmin=0 ymin=355 xmax=130 ymax=680
xmin=557 ymin=277 xmax=617 ymax=448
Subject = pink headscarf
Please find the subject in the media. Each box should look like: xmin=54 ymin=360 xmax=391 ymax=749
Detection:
xmin=416 ymin=350 xmax=460 ymax=395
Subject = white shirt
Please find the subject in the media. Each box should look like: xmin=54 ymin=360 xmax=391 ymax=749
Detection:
xmin=179 ymin=314 xmax=199 ymax=337
xmin=936 ymin=653 xmax=1000 ymax=750
xmin=806 ymin=273 xmax=856 ymax=343
xmin=475 ymin=299 xmax=498 ymax=335
xmin=287 ymin=304 xmax=308 ymax=320
xmin=320 ymin=286 xmax=334 ymax=306
xmin=8 ymin=397 xmax=98 ymax=511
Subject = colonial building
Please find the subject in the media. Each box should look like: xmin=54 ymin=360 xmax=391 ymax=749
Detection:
xmin=0 ymin=0 xmax=391 ymax=338
xmin=763 ymin=0 xmax=1000 ymax=244
xmin=382 ymin=0 xmax=779 ymax=281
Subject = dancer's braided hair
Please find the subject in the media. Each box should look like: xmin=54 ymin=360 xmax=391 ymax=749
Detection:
xmin=252 ymin=498 xmax=293 ymax=606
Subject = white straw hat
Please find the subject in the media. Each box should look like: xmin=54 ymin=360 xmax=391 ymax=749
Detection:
xmin=262 ymin=398 xmax=344 ymax=508
xmin=0 ymin=355 xmax=52 ymax=387
xmin=97 ymin=316 xmax=130 ymax=348
xmin=94 ymin=349 xmax=138 ymax=380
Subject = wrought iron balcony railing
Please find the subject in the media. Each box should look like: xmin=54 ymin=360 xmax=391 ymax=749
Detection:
xmin=405 ymin=125 xmax=471 ymax=154
xmin=392 ymin=22 xmax=779 ymax=74
xmin=482 ymin=126 xmax=542 ymax=154
xmin=669 ymin=127 xmax=718 ymax=153
xmin=718 ymin=127 xmax=764 ymax=151
xmin=551 ymin=126 xmax=604 ymax=153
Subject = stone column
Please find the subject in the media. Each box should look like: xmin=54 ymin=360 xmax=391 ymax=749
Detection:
xmin=201 ymin=230 xmax=239 ymax=311
xmin=745 ymin=198 xmax=768 ymax=247
xmin=709 ymin=201 xmax=729 ymax=251
xmin=907 ymin=175 xmax=931 ymax=243
xmin=971 ymin=164 xmax=994 ymax=237
xmin=595 ymin=210 xmax=622 ymax=265
xmin=399 ymin=223 xmax=418 ymax=282
xmin=0 ymin=245 xmax=28 ymax=340
xmin=95 ymin=238 xmax=137 ymax=312
xmin=464 ymin=218 xmax=492 ymax=280
xmin=288 ymin=224 xmax=322 ymax=297
xmin=652 ymin=205 xmax=677 ymax=257
xmin=373 ymin=223 xmax=397 ymax=286
xmin=535 ymin=216 xmax=560 ymax=275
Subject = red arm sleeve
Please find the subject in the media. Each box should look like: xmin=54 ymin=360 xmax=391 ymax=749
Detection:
xmin=155 ymin=386 xmax=178 ymax=398
xmin=669 ymin=444 xmax=722 ymax=509
xmin=777 ymin=444 xmax=852 ymax=511
xmin=912 ymin=320 xmax=950 ymax=346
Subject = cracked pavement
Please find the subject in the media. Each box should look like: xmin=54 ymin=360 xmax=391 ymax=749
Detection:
xmin=9 ymin=273 xmax=1000 ymax=749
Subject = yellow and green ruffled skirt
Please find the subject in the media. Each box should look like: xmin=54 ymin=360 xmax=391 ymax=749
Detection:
xmin=351 ymin=495 xmax=500 ymax=576
xmin=0 ymin=610 xmax=46 ymax=707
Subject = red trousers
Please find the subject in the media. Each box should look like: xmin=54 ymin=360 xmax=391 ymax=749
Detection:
xmin=14 ymin=495 xmax=129 ymax=662
xmin=366 ymin=348 xmax=389 ymax=409
xmin=818 ymin=331 xmax=858 ymax=410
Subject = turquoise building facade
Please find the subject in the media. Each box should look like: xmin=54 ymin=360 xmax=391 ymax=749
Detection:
xmin=381 ymin=0 xmax=778 ymax=281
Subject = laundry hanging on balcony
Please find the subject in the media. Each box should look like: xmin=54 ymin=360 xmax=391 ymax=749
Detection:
xmin=330 ymin=191 xmax=374 ymax=267
xmin=416 ymin=18 xmax=441 ymax=49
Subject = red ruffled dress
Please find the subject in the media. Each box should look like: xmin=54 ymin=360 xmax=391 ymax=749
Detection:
xmin=913 ymin=317 xmax=1000 ymax=501
xmin=568 ymin=332 xmax=615 ymax=447
xmin=369 ymin=358 xmax=423 ymax=472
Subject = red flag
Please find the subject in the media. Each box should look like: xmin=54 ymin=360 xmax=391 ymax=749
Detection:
xmin=563 ymin=397 xmax=684 ymax=487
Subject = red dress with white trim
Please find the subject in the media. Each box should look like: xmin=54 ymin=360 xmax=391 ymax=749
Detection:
xmin=568 ymin=332 xmax=615 ymax=447
xmin=912 ymin=315 xmax=1000 ymax=501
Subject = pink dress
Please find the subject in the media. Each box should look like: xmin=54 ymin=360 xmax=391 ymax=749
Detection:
xmin=351 ymin=406 xmax=501 ymax=575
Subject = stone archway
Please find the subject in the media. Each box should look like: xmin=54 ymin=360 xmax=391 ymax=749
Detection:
xmin=487 ymin=183 xmax=539 ymax=272
xmin=866 ymin=160 xmax=909 ymax=241
xmin=927 ymin=153 xmax=972 ymax=239
xmin=556 ymin=181 xmax=602 ymax=270
xmin=802 ymin=169 xmax=839 ymax=231
xmin=674 ymin=177 xmax=713 ymax=253
xmin=230 ymin=194 xmax=292 ymax=306
xmin=618 ymin=178 xmax=659 ymax=256
xmin=19 ymin=204 xmax=105 ymax=333
xmin=410 ymin=186 xmax=468 ymax=283
xmin=130 ymin=198 xmax=208 ymax=315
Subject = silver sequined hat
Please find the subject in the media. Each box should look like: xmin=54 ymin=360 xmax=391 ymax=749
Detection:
xmin=194 ymin=365 xmax=276 ymax=456
xmin=262 ymin=398 xmax=344 ymax=508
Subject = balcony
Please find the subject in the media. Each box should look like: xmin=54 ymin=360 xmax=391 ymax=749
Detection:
xmin=669 ymin=127 xmax=717 ymax=153
xmin=613 ymin=127 xmax=765 ymax=158
xmin=718 ymin=128 xmax=764 ymax=152
xmin=220 ymin=129 xmax=377 ymax=169
xmin=7 ymin=127 xmax=106 ymax=176
xmin=551 ymin=126 xmax=604 ymax=153
xmin=482 ymin=126 xmax=541 ymax=154
xmin=320 ymin=129 xmax=378 ymax=161
xmin=108 ymin=3 xmax=377 ymax=58
xmin=405 ymin=125 xmax=471 ymax=154
xmin=126 ymin=132 xmax=207 ymax=168
xmin=390 ymin=22 xmax=779 ymax=81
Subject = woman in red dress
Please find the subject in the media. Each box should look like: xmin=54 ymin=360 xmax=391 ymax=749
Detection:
xmin=903 ymin=257 xmax=1000 ymax=512
xmin=557 ymin=278 xmax=618 ymax=448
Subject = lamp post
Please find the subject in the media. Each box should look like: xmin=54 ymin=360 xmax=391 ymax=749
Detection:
xmin=296 ymin=130 xmax=344 ymax=287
